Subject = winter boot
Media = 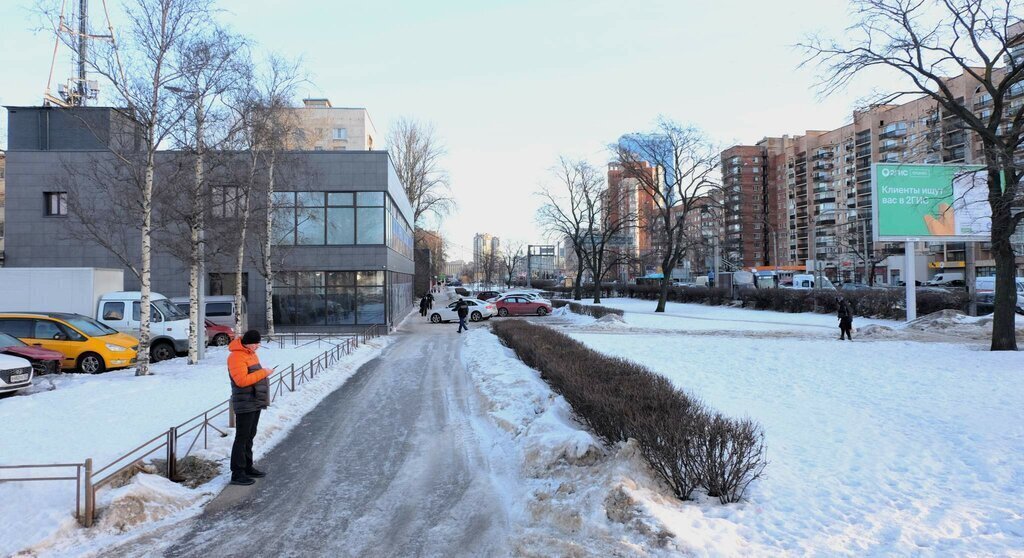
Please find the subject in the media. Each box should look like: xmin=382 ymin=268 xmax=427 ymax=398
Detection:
xmin=230 ymin=473 xmax=255 ymax=486
xmin=245 ymin=467 xmax=267 ymax=478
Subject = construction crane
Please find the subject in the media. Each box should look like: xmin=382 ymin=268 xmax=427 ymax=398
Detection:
xmin=43 ymin=0 xmax=116 ymax=107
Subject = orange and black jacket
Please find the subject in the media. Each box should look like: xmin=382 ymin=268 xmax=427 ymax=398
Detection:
xmin=228 ymin=337 xmax=272 ymax=413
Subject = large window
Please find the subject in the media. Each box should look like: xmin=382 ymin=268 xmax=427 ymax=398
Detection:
xmin=211 ymin=185 xmax=241 ymax=217
xmin=272 ymin=270 xmax=386 ymax=326
xmin=273 ymin=191 xmax=393 ymax=247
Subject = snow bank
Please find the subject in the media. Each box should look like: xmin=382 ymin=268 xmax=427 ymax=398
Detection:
xmin=567 ymin=329 xmax=1024 ymax=555
xmin=461 ymin=329 xmax=688 ymax=556
xmin=1 ymin=335 xmax=395 ymax=557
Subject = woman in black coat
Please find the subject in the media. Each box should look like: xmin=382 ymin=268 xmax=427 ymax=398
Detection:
xmin=837 ymin=297 xmax=853 ymax=340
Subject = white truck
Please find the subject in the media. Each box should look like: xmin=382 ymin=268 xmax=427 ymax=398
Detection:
xmin=0 ymin=268 xmax=189 ymax=361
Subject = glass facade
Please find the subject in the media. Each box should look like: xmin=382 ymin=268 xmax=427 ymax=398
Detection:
xmin=272 ymin=190 xmax=413 ymax=255
xmin=273 ymin=271 xmax=388 ymax=326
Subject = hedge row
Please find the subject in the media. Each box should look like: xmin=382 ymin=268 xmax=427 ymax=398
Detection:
xmin=550 ymin=299 xmax=625 ymax=319
xmin=491 ymin=320 xmax=766 ymax=504
xmin=550 ymin=284 xmax=968 ymax=320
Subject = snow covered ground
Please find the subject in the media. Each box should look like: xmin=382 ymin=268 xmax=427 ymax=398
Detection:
xmin=461 ymin=328 xmax=686 ymax=556
xmin=0 ymin=334 xmax=395 ymax=557
xmin=557 ymin=297 xmax=904 ymax=334
xmin=543 ymin=301 xmax=1024 ymax=556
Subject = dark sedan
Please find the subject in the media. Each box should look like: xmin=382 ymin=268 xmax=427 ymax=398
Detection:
xmin=0 ymin=332 xmax=64 ymax=376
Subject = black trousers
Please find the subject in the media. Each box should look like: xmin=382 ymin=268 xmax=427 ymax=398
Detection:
xmin=231 ymin=409 xmax=261 ymax=474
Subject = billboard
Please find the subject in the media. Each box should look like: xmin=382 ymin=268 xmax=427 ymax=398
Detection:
xmin=872 ymin=163 xmax=992 ymax=241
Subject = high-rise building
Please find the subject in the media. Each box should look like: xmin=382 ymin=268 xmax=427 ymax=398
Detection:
xmin=606 ymin=161 xmax=661 ymax=280
xmin=287 ymin=98 xmax=378 ymax=151
xmin=721 ymin=69 xmax=1024 ymax=283
xmin=472 ymin=233 xmax=500 ymax=282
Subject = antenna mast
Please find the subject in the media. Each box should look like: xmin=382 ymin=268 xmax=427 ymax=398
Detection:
xmin=44 ymin=0 xmax=114 ymax=107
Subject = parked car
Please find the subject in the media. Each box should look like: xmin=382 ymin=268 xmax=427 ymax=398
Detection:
xmin=495 ymin=295 xmax=552 ymax=317
xmin=475 ymin=290 xmax=501 ymax=301
xmin=495 ymin=292 xmax=551 ymax=304
xmin=0 ymin=353 xmax=34 ymax=395
xmin=838 ymin=283 xmax=876 ymax=292
xmin=0 ymin=313 xmax=139 ymax=374
xmin=0 ymin=331 xmax=64 ymax=376
xmin=99 ymin=292 xmax=188 ymax=361
xmin=206 ymin=320 xmax=235 ymax=346
xmin=429 ymin=299 xmax=496 ymax=323
xmin=170 ymin=295 xmax=248 ymax=332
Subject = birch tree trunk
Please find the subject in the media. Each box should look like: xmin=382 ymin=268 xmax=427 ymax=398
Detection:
xmin=188 ymin=151 xmax=203 ymax=364
xmin=264 ymin=151 xmax=276 ymax=336
xmin=137 ymin=151 xmax=155 ymax=376
xmin=235 ymin=157 xmax=257 ymax=335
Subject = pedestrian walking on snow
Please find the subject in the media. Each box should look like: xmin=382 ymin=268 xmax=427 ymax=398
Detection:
xmin=456 ymin=298 xmax=469 ymax=333
xmin=228 ymin=330 xmax=273 ymax=485
xmin=426 ymin=292 xmax=434 ymax=309
xmin=837 ymin=297 xmax=854 ymax=340
xmin=419 ymin=296 xmax=429 ymax=317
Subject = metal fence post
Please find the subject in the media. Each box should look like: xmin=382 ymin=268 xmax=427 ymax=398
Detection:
xmin=290 ymin=364 xmax=295 ymax=392
xmin=83 ymin=458 xmax=94 ymax=528
xmin=166 ymin=427 xmax=177 ymax=480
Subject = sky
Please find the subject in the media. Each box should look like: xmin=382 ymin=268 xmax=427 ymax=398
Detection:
xmin=0 ymin=0 xmax=887 ymax=261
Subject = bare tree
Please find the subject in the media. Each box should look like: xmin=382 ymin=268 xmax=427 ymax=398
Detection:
xmin=537 ymin=158 xmax=590 ymax=300
xmin=165 ymin=26 xmax=246 ymax=363
xmin=387 ymin=118 xmax=455 ymax=225
xmin=501 ymin=241 xmax=525 ymax=288
xmin=480 ymin=250 xmax=500 ymax=286
xmin=575 ymin=161 xmax=636 ymax=304
xmin=616 ymin=119 xmax=721 ymax=312
xmin=802 ymin=0 xmax=1024 ymax=350
xmin=46 ymin=0 xmax=214 ymax=375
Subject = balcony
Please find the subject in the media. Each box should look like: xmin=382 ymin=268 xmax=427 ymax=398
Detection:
xmin=855 ymin=147 xmax=872 ymax=158
xmin=813 ymin=160 xmax=834 ymax=171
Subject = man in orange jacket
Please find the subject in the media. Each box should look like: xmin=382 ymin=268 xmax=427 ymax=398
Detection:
xmin=228 ymin=330 xmax=272 ymax=485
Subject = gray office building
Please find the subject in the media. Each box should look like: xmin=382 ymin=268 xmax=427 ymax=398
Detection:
xmin=3 ymin=105 xmax=415 ymax=332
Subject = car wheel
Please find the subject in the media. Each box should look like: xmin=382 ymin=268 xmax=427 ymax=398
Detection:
xmin=213 ymin=333 xmax=231 ymax=346
xmin=471 ymin=311 xmax=482 ymax=322
xmin=78 ymin=353 xmax=106 ymax=374
xmin=537 ymin=307 xmax=548 ymax=316
xmin=498 ymin=308 xmax=509 ymax=317
xmin=430 ymin=313 xmax=442 ymax=324
xmin=151 ymin=342 xmax=175 ymax=362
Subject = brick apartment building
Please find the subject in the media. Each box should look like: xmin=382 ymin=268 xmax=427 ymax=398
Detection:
xmin=721 ymin=70 xmax=1024 ymax=284
xmin=606 ymin=161 xmax=660 ymax=280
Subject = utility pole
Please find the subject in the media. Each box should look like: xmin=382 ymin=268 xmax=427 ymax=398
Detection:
xmin=965 ymin=242 xmax=977 ymax=316
xmin=526 ymin=245 xmax=533 ymax=288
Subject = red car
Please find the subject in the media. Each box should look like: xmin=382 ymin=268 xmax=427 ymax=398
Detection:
xmin=0 ymin=331 xmax=64 ymax=376
xmin=207 ymin=320 xmax=235 ymax=347
xmin=495 ymin=295 xmax=552 ymax=317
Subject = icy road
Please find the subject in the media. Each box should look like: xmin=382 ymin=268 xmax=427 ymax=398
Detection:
xmin=128 ymin=317 xmax=512 ymax=557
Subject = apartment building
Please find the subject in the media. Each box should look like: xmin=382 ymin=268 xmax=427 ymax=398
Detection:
xmin=606 ymin=161 xmax=660 ymax=279
xmin=472 ymin=233 xmax=500 ymax=281
xmin=722 ymin=69 xmax=1024 ymax=284
xmin=288 ymin=98 xmax=378 ymax=151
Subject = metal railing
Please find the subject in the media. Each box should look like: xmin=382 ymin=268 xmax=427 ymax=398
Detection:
xmin=1 ymin=323 xmax=385 ymax=528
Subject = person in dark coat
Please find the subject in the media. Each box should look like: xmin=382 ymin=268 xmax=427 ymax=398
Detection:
xmin=419 ymin=296 xmax=429 ymax=317
xmin=426 ymin=291 xmax=434 ymax=309
xmin=837 ymin=297 xmax=854 ymax=340
xmin=456 ymin=298 xmax=469 ymax=333
xmin=227 ymin=330 xmax=272 ymax=485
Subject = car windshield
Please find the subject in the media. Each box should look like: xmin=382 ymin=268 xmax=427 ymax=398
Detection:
xmin=64 ymin=316 xmax=119 ymax=337
xmin=0 ymin=332 xmax=27 ymax=348
xmin=154 ymin=299 xmax=187 ymax=320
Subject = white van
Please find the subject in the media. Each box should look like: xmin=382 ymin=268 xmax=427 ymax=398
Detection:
xmin=170 ymin=295 xmax=247 ymax=332
xmin=789 ymin=274 xmax=837 ymax=290
xmin=98 ymin=292 xmax=189 ymax=362
xmin=927 ymin=272 xmax=965 ymax=286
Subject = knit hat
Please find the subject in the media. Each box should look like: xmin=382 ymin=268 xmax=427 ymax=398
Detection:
xmin=241 ymin=330 xmax=261 ymax=345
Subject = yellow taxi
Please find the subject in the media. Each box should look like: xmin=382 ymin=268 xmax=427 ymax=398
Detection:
xmin=0 ymin=313 xmax=139 ymax=373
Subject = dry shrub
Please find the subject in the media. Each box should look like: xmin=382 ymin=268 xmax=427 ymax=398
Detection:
xmin=492 ymin=320 xmax=766 ymax=503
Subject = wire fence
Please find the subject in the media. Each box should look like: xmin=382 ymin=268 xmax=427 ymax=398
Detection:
xmin=0 ymin=324 xmax=384 ymax=528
